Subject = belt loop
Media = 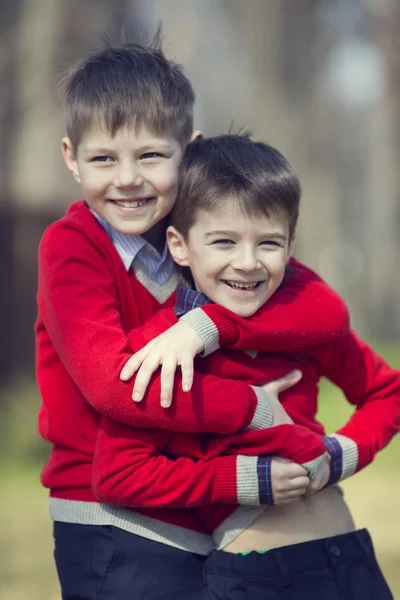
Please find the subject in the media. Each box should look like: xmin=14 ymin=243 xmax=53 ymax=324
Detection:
xmin=272 ymin=550 xmax=292 ymax=588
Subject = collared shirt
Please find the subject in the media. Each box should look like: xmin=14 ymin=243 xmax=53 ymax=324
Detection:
xmin=175 ymin=286 xmax=212 ymax=316
xmin=92 ymin=211 xmax=175 ymax=284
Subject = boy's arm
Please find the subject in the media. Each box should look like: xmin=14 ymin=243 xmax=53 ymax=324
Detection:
xmin=93 ymin=417 xmax=263 ymax=508
xmin=38 ymin=224 xmax=272 ymax=433
xmin=181 ymin=258 xmax=350 ymax=356
xmin=321 ymin=331 xmax=400 ymax=485
xmin=92 ymin=417 xmax=322 ymax=508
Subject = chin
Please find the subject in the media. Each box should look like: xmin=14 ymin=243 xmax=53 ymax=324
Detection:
xmin=232 ymin=306 xmax=259 ymax=318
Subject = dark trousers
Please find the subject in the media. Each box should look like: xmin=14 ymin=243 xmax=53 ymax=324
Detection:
xmin=54 ymin=524 xmax=392 ymax=600
xmin=53 ymin=522 xmax=206 ymax=600
xmin=204 ymin=529 xmax=393 ymax=600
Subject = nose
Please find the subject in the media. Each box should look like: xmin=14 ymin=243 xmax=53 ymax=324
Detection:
xmin=231 ymin=249 xmax=261 ymax=272
xmin=115 ymin=162 xmax=143 ymax=189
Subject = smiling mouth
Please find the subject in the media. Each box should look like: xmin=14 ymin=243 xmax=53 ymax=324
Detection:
xmin=110 ymin=198 xmax=154 ymax=209
xmin=222 ymin=280 xmax=263 ymax=291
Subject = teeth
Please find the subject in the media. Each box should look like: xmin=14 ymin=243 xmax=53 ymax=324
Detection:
xmin=115 ymin=199 xmax=148 ymax=208
xmin=225 ymin=281 xmax=259 ymax=290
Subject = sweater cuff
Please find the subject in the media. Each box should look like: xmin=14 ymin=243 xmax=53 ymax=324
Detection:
xmin=243 ymin=386 xmax=274 ymax=431
xmin=302 ymin=451 xmax=330 ymax=481
xmin=236 ymin=456 xmax=275 ymax=506
xmin=236 ymin=455 xmax=260 ymax=505
xmin=323 ymin=434 xmax=359 ymax=485
xmin=179 ymin=308 xmax=220 ymax=356
xmin=257 ymin=456 xmax=274 ymax=505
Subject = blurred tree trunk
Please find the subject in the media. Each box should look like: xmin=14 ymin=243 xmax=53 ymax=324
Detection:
xmin=8 ymin=0 xmax=140 ymax=377
xmin=0 ymin=0 xmax=22 ymax=383
xmin=366 ymin=3 xmax=400 ymax=337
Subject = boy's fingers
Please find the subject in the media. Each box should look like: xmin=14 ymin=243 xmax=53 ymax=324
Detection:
xmin=273 ymin=370 xmax=302 ymax=393
xmin=180 ymin=358 xmax=194 ymax=392
xmin=132 ymin=358 xmax=160 ymax=402
xmin=264 ymin=370 xmax=302 ymax=396
xmin=160 ymin=356 xmax=178 ymax=408
xmin=288 ymin=475 xmax=310 ymax=489
xmin=120 ymin=355 xmax=141 ymax=380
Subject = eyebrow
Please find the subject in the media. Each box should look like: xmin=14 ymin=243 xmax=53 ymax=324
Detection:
xmin=204 ymin=230 xmax=288 ymax=242
xmin=83 ymin=147 xmax=112 ymax=155
xmin=83 ymin=142 xmax=172 ymax=155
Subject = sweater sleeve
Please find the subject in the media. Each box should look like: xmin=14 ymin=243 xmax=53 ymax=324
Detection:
xmin=180 ymin=259 xmax=350 ymax=356
xmin=92 ymin=417 xmax=260 ymax=508
xmin=38 ymin=225 xmax=272 ymax=434
xmin=321 ymin=331 xmax=400 ymax=485
xmin=92 ymin=417 xmax=329 ymax=509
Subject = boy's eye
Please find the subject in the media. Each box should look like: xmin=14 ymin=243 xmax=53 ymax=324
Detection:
xmin=213 ymin=239 xmax=234 ymax=245
xmin=140 ymin=152 xmax=163 ymax=160
xmin=91 ymin=156 xmax=113 ymax=163
xmin=261 ymin=240 xmax=281 ymax=247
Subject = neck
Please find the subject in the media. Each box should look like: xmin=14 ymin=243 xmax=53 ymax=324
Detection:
xmin=142 ymin=218 xmax=168 ymax=254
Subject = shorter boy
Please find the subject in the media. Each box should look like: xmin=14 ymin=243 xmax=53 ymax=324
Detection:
xmin=95 ymin=135 xmax=398 ymax=599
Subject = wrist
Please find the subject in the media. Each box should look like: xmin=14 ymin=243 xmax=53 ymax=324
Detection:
xmin=179 ymin=308 xmax=218 ymax=356
xmin=244 ymin=386 xmax=274 ymax=431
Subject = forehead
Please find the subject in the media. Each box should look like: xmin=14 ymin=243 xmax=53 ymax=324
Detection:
xmin=77 ymin=120 xmax=182 ymax=152
xmin=191 ymin=199 xmax=290 ymax=235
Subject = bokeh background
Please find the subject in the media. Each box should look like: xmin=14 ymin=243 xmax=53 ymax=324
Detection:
xmin=1 ymin=1 xmax=399 ymax=598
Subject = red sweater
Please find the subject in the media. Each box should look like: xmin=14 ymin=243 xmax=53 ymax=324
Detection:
xmin=36 ymin=200 xmax=354 ymax=553
xmin=93 ymin=305 xmax=400 ymax=542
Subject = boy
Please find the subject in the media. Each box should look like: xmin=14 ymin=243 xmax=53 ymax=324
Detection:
xmin=95 ymin=135 xmax=398 ymax=599
xmin=37 ymin=42 xmax=354 ymax=599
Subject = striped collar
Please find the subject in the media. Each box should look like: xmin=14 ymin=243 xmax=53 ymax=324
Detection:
xmin=91 ymin=210 xmax=170 ymax=272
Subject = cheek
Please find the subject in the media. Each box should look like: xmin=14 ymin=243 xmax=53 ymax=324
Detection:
xmin=82 ymin=170 xmax=109 ymax=193
xmin=265 ymin=255 xmax=288 ymax=277
xmin=151 ymin=166 xmax=179 ymax=194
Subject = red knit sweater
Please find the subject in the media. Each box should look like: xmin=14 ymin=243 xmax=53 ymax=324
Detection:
xmin=36 ymin=200 xmax=361 ymax=552
xmin=93 ymin=306 xmax=400 ymax=537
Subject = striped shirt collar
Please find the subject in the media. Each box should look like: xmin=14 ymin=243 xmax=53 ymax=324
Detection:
xmin=91 ymin=209 xmax=170 ymax=272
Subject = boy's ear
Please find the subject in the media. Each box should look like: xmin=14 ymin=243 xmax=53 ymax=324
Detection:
xmin=167 ymin=226 xmax=190 ymax=267
xmin=61 ymin=137 xmax=81 ymax=184
xmin=190 ymin=130 xmax=203 ymax=142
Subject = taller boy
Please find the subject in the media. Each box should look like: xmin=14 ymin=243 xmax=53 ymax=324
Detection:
xmin=36 ymin=41 xmax=350 ymax=599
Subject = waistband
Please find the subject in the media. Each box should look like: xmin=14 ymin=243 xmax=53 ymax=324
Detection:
xmin=206 ymin=529 xmax=375 ymax=578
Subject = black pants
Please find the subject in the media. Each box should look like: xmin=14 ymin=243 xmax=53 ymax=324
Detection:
xmin=54 ymin=524 xmax=392 ymax=600
xmin=204 ymin=529 xmax=393 ymax=600
xmin=53 ymin=522 xmax=205 ymax=599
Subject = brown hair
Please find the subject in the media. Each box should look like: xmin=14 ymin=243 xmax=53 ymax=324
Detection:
xmin=171 ymin=134 xmax=301 ymax=240
xmin=59 ymin=41 xmax=195 ymax=152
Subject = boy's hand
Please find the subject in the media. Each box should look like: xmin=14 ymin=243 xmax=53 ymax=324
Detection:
xmin=261 ymin=371 xmax=301 ymax=425
xmin=306 ymin=452 xmax=331 ymax=494
xmin=120 ymin=321 xmax=204 ymax=408
xmin=271 ymin=457 xmax=310 ymax=505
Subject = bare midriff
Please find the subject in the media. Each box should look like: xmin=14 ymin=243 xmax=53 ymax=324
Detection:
xmin=223 ymin=486 xmax=356 ymax=553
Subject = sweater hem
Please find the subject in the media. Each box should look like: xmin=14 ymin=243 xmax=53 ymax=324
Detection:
xmin=213 ymin=505 xmax=265 ymax=550
xmin=49 ymin=498 xmax=214 ymax=555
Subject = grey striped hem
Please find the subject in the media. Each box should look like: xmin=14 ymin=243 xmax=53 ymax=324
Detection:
xmin=244 ymin=386 xmax=274 ymax=431
xmin=49 ymin=499 xmax=214 ymax=555
xmin=330 ymin=433 xmax=359 ymax=480
xmin=236 ymin=455 xmax=260 ymax=505
xmin=213 ymin=505 xmax=265 ymax=550
xmin=180 ymin=308 xmax=220 ymax=357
